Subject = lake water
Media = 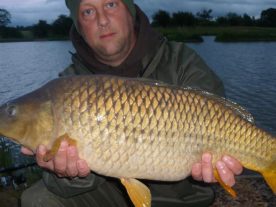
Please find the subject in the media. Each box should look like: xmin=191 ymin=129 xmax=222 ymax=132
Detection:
xmin=0 ymin=37 xmax=276 ymax=167
xmin=187 ymin=37 xmax=276 ymax=135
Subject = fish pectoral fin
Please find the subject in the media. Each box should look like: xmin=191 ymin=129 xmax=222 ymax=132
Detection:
xmin=43 ymin=133 xmax=77 ymax=162
xmin=262 ymin=163 xmax=276 ymax=194
xmin=120 ymin=178 xmax=151 ymax=207
xmin=213 ymin=168 xmax=237 ymax=198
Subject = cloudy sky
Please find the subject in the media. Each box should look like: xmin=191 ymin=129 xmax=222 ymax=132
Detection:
xmin=1 ymin=0 xmax=276 ymax=26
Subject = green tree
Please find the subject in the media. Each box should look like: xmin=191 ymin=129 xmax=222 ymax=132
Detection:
xmin=260 ymin=8 xmax=276 ymax=27
xmin=152 ymin=10 xmax=171 ymax=27
xmin=242 ymin=14 xmax=254 ymax=26
xmin=32 ymin=20 xmax=50 ymax=38
xmin=216 ymin=16 xmax=228 ymax=26
xmin=172 ymin=11 xmax=196 ymax=27
xmin=1 ymin=27 xmax=23 ymax=38
xmin=196 ymin=9 xmax=213 ymax=25
xmin=196 ymin=9 xmax=212 ymax=20
xmin=52 ymin=15 xmax=73 ymax=36
xmin=226 ymin=12 xmax=243 ymax=26
xmin=0 ymin=8 xmax=11 ymax=27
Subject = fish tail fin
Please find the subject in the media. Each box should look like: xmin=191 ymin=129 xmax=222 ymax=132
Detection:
xmin=261 ymin=157 xmax=276 ymax=195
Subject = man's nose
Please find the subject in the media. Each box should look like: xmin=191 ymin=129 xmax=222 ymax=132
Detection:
xmin=97 ymin=9 xmax=109 ymax=28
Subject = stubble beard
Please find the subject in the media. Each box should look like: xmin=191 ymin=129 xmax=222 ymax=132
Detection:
xmin=94 ymin=34 xmax=133 ymax=65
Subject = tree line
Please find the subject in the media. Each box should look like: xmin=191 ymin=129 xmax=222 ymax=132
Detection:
xmin=0 ymin=7 xmax=276 ymax=39
xmin=0 ymin=9 xmax=72 ymax=39
xmin=152 ymin=8 xmax=276 ymax=27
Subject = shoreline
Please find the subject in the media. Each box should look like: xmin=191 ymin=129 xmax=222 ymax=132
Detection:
xmin=1 ymin=26 xmax=276 ymax=43
xmin=0 ymin=37 xmax=70 ymax=43
xmin=157 ymin=26 xmax=276 ymax=42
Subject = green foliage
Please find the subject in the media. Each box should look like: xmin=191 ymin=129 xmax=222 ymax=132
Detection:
xmin=157 ymin=27 xmax=203 ymax=42
xmin=172 ymin=12 xmax=197 ymax=27
xmin=158 ymin=26 xmax=276 ymax=42
xmin=52 ymin=15 xmax=72 ymax=37
xmin=227 ymin=12 xmax=244 ymax=26
xmin=196 ymin=9 xmax=213 ymax=20
xmin=32 ymin=20 xmax=51 ymax=38
xmin=260 ymin=8 xmax=276 ymax=27
xmin=243 ymin=14 xmax=255 ymax=26
xmin=0 ymin=9 xmax=11 ymax=27
xmin=151 ymin=8 xmax=275 ymax=28
xmin=152 ymin=10 xmax=171 ymax=27
xmin=216 ymin=13 xmax=255 ymax=26
xmin=0 ymin=26 xmax=23 ymax=38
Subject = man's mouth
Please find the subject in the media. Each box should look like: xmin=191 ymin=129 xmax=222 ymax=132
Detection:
xmin=100 ymin=33 xmax=116 ymax=39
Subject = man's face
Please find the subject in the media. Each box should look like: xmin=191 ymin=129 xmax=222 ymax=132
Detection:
xmin=78 ymin=0 xmax=136 ymax=65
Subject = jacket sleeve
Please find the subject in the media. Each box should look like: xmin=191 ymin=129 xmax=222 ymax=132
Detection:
xmin=43 ymin=172 xmax=106 ymax=198
xmin=176 ymin=44 xmax=225 ymax=97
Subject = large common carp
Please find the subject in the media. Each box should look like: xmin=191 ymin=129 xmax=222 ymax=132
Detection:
xmin=0 ymin=75 xmax=275 ymax=207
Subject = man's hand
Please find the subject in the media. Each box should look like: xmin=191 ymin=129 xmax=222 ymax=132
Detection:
xmin=21 ymin=141 xmax=90 ymax=178
xmin=191 ymin=153 xmax=243 ymax=186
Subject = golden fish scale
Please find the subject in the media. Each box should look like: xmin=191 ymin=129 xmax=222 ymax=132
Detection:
xmin=49 ymin=76 xmax=275 ymax=180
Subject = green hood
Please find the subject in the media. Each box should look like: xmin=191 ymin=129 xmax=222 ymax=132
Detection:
xmin=65 ymin=0 xmax=136 ymax=32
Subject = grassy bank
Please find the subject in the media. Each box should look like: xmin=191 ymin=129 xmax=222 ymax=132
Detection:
xmin=156 ymin=26 xmax=276 ymax=42
xmin=0 ymin=37 xmax=69 ymax=43
xmin=1 ymin=26 xmax=276 ymax=43
xmin=0 ymin=30 xmax=69 ymax=43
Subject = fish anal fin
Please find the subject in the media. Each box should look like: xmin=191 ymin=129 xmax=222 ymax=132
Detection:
xmin=120 ymin=178 xmax=151 ymax=207
xmin=262 ymin=163 xmax=276 ymax=194
xmin=43 ymin=133 xmax=77 ymax=162
xmin=213 ymin=168 xmax=237 ymax=198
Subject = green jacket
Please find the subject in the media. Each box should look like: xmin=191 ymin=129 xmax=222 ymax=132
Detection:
xmin=59 ymin=40 xmax=224 ymax=96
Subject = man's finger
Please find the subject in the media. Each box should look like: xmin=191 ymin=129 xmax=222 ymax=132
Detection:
xmin=222 ymin=155 xmax=243 ymax=175
xmin=191 ymin=162 xmax=203 ymax=181
xmin=53 ymin=141 xmax=68 ymax=175
xmin=201 ymin=153 xmax=214 ymax=183
xmin=36 ymin=145 xmax=54 ymax=170
xmin=216 ymin=161 xmax=235 ymax=187
xmin=21 ymin=147 xmax=34 ymax=155
xmin=77 ymin=159 xmax=90 ymax=177
xmin=66 ymin=146 xmax=79 ymax=177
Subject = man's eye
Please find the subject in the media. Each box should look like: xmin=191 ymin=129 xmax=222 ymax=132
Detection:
xmin=83 ymin=9 xmax=94 ymax=16
xmin=106 ymin=2 xmax=117 ymax=9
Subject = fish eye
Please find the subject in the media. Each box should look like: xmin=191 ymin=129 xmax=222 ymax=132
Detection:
xmin=6 ymin=104 xmax=17 ymax=117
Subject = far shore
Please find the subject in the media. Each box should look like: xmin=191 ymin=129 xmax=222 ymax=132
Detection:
xmin=1 ymin=26 xmax=276 ymax=43
xmin=157 ymin=26 xmax=276 ymax=42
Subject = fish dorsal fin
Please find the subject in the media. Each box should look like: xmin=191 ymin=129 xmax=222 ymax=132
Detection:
xmin=184 ymin=87 xmax=255 ymax=124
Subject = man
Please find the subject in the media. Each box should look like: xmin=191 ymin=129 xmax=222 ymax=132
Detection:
xmin=21 ymin=0 xmax=243 ymax=206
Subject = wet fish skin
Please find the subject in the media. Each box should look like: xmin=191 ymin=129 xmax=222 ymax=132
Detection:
xmin=0 ymin=75 xmax=275 ymax=195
